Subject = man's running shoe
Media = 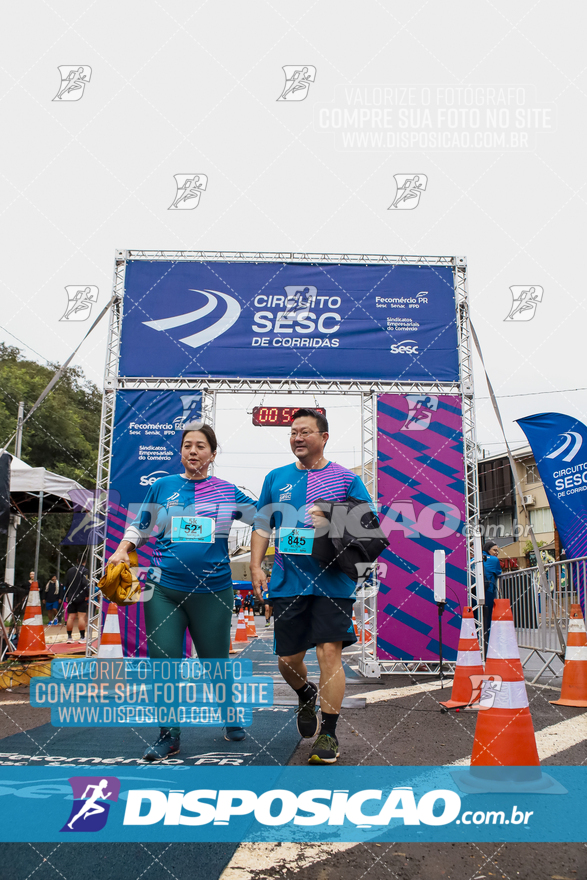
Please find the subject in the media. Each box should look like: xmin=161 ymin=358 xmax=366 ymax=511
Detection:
xmin=308 ymin=733 xmax=339 ymax=764
xmin=295 ymin=682 xmax=319 ymax=738
xmin=265 ymin=620 xmax=270 ymax=627
xmin=223 ymin=726 xmax=246 ymax=742
xmin=143 ymin=728 xmax=180 ymax=761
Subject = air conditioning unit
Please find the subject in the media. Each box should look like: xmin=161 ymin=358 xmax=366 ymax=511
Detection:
xmin=523 ymin=494 xmax=535 ymax=506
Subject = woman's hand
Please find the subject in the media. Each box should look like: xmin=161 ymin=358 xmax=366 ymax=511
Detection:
xmin=108 ymin=542 xmax=134 ymax=568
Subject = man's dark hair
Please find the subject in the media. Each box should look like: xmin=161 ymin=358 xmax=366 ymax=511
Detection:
xmin=180 ymin=422 xmax=218 ymax=454
xmin=291 ymin=408 xmax=329 ymax=434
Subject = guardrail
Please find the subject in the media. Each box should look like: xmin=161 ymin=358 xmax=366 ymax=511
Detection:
xmin=499 ymin=556 xmax=586 ymax=681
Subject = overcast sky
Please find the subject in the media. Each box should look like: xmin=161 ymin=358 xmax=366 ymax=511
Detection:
xmin=2 ymin=1 xmax=586 ymax=495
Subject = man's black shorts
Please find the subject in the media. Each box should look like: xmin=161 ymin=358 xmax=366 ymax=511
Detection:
xmin=67 ymin=598 xmax=88 ymax=614
xmin=271 ymin=595 xmax=357 ymax=656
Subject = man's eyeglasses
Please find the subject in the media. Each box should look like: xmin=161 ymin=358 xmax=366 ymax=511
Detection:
xmin=289 ymin=430 xmax=324 ymax=439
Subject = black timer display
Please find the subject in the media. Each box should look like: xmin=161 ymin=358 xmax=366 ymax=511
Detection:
xmin=252 ymin=406 xmax=326 ymax=426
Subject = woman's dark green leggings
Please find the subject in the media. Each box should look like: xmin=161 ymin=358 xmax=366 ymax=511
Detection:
xmin=143 ymin=583 xmax=234 ymax=735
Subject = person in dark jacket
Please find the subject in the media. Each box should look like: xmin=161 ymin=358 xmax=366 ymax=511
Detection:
xmin=64 ymin=561 xmax=89 ymax=643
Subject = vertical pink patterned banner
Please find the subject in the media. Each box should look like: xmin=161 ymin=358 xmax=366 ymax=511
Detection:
xmin=377 ymin=394 xmax=467 ymax=661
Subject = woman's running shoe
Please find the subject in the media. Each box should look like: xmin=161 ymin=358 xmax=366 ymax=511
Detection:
xmin=223 ymin=726 xmax=246 ymax=741
xmin=143 ymin=728 xmax=180 ymax=761
xmin=308 ymin=733 xmax=340 ymax=764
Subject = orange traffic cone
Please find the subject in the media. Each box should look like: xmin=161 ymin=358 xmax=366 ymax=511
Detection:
xmin=440 ymin=607 xmax=484 ymax=709
xmin=246 ymin=607 xmax=258 ymax=639
xmin=234 ymin=610 xmax=248 ymax=643
xmin=470 ymin=599 xmax=539 ymax=766
xmin=351 ymin=608 xmax=359 ymax=637
xmin=10 ymin=581 xmax=51 ymax=657
xmin=550 ymin=604 xmax=587 ymax=707
xmin=229 ymin=637 xmax=237 ymax=655
xmin=359 ymin=609 xmax=372 ymax=645
xmin=98 ymin=602 xmax=124 ymax=658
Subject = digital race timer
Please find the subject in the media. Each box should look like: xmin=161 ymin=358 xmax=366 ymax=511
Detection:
xmin=252 ymin=406 xmax=326 ymax=426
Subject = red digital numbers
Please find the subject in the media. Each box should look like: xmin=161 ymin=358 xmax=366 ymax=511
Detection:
xmin=252 ymin=406 xmax=326 ymax=426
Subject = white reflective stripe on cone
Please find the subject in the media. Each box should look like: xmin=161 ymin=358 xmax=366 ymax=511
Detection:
xmin=25 ymin=615 xmax=44 ymax=626
xmin=99 ymin=644 xmax=123 ymax=658
xmin=479 ymin=679 xmax=529 ymax=710
xmin=103 ymin=620 xmax=120 ymax=633
xmin=566 ymin=645 xmax=587 ymax=661
xmin=568 ymin=619 xmax=587 ymax=633
xmin=456 ymin=650 xmax=483 ymax=666
xmin=28 ymin=594 xmax=41 ymax=606
xmin=460 ymin=618 xmax=477 ymax=640
xmin=486 ymin=621 xmax=519 ymax=660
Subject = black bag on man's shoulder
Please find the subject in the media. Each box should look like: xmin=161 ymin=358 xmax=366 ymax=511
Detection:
xmin=310 ymin=496 xmax=389 ymax=581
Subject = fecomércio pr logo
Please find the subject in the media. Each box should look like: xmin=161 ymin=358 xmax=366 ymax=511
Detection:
xmin=61 ymin=776 xmax=120 ymax=833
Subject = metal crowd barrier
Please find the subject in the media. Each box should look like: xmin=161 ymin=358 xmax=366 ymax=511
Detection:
xmin=499 ymin=556 xmax=586 ymax=682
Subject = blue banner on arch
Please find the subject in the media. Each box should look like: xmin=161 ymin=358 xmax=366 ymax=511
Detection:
xmin=119 ymin=261 xmax=459 ymax=381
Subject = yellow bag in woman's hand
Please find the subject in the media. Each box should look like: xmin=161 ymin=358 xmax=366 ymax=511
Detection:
xmin=97 ymin=551 xmax=142 ymax=605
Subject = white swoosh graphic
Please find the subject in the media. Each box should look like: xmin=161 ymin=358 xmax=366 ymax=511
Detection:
xmin=179 ymin=290 xmax=241 ymax=348
xmin=142 ymin=289 xmax=241 ymax=348
xmin=142 ymin=290 xmax=217 ymax=331
xmin=545 ymin=431 xmax=583 ymax=462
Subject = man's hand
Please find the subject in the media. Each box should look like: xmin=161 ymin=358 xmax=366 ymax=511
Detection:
xmin=250 ymin=566 xmax=267 ymax=602
xmin=309 ymin=504 xmax=330 ymax=533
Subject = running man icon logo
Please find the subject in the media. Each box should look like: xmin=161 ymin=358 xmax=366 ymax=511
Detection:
xmin=61 ymin=777 xmax=120 ymax=833
xmin=169 ymin=174 xmax=208 ymax=210
xmin=388 ymin=174 xmax=428 ymax=210
xmin=60 ymin=286 xmax=99 ymax=322
xmin=52 ymin=66 xmax=92 ymax=101
xmin=174 ymin=393 xmax=203 ymax=429
xmin=402 ymin=395 xmax=439 ymax=432
xmin=504 ymin=286 xmax=544 ymax=322
xmin=277 ymin=66 xmax=316 ymax=102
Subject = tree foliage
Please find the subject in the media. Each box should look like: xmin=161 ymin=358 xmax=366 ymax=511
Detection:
xmin=0 ymin=343 xmax=101 ymax=587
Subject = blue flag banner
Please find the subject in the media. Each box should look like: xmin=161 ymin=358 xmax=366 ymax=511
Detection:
xmin=119 ymin=261 xmax=459 ymax=381
xmin=517 ymin=412 xmax=587 ymax=568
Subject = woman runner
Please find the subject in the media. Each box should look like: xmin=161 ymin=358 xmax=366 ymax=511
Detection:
xmin=108 ymin=423 xmax=257 ymax=760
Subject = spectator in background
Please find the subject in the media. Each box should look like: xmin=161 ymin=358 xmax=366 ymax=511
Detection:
xmin=64 ymin=560 xmax=89 ymax=643
xmin=482 ymin=540 xmax=502 ymax=648
xmin=44 ymin=575 xmax=60 ymax=625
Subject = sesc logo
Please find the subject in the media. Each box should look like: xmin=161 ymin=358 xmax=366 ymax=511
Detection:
xmin=390 ymin=339 xmax=419 ymax=355
xmin=140 ymin=470 xmax=169 ymax=487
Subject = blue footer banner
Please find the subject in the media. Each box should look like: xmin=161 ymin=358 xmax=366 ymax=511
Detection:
xmin=0 ymin=766 xmax=584 ymax=842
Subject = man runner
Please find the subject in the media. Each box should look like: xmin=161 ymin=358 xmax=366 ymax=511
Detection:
xmin=250 ymin=408 xmax=373 ymax=764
